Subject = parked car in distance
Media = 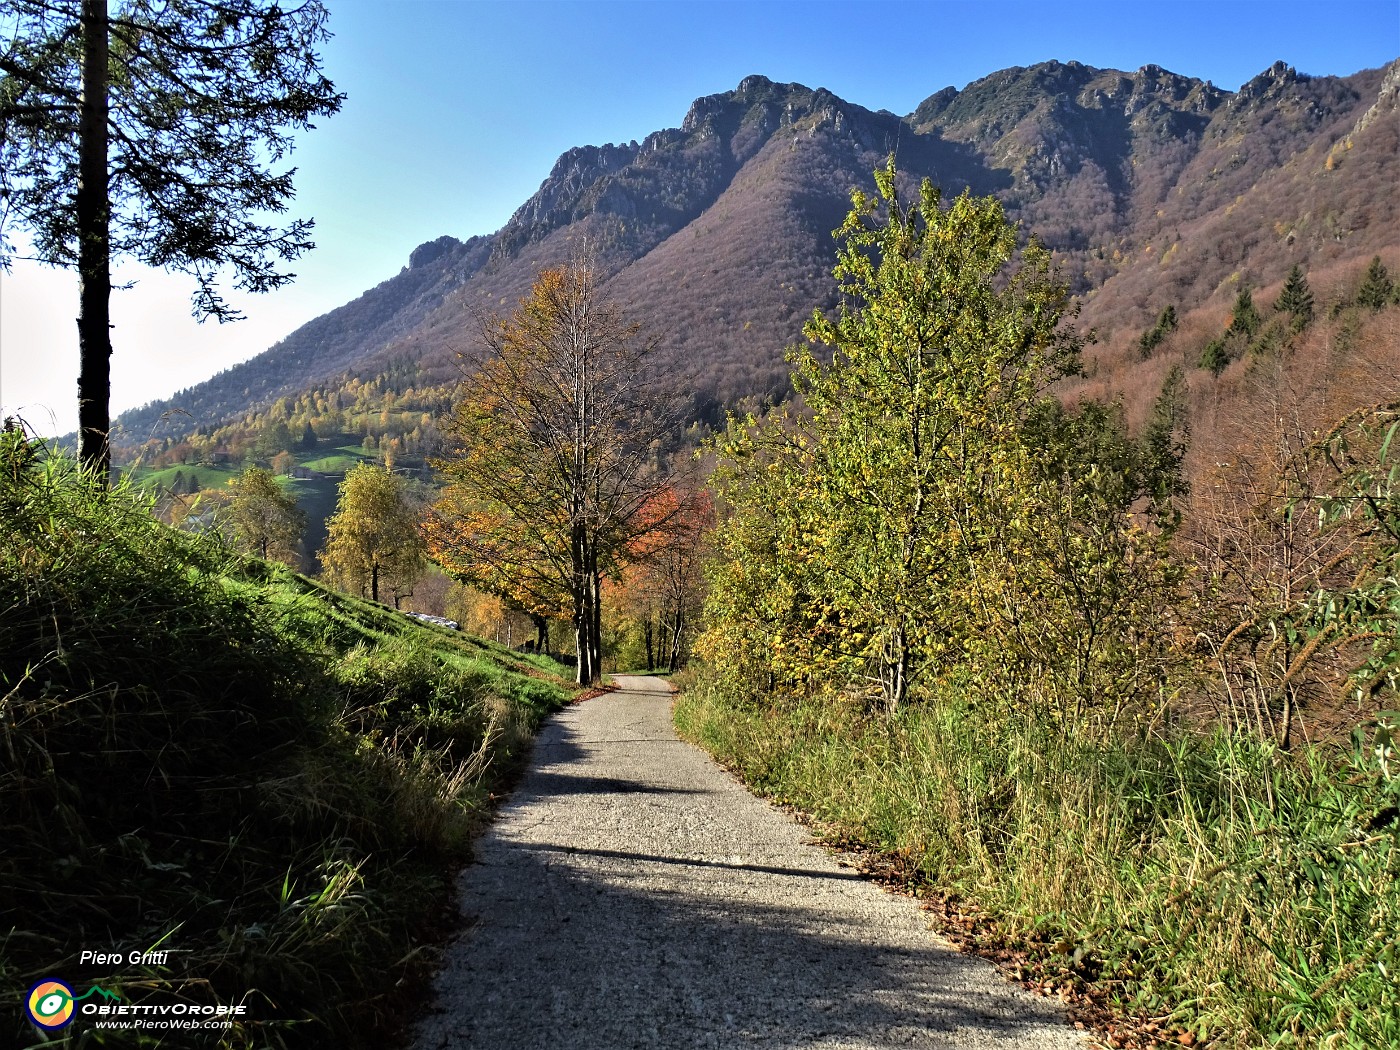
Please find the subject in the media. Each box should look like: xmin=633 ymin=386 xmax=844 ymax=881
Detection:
xmin=406 ymin=612 xmax=460 ymax=631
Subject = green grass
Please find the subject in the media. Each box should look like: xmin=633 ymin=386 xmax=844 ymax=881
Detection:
xmin=130 ymin=462 xmax=241 ymax=491
xmin=124 ymin=440 xmax=375 ymax=492
xmin=674 ymin=670 xmax=1399 ymax=1049
xmin=301 ymin=446 xmax=376 ymax=474
xmin=0 ymin=431 xmax=573 ymax=1049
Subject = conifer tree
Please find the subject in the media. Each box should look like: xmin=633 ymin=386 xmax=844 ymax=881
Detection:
xmin=1357 ymin=256 xmax=1395 ymax=311
xmin=0 ymin=1 xmax=343 ymax=477
xmin=1137 ymin=304 xmax=1179 ymax=357
xmin=1200 ymin=338 xmax=1230 ymax=376
xmin=1274 ymin=265 xmax=1314 ymax=330
xmin=1140 ymin=365 xmax=1191 ymax=525
xmin=1228 ymin=286 xmax=1262 ymax=338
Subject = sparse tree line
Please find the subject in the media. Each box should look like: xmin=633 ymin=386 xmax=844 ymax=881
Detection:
xmin=1126 ymin=255 xmax=1400 ymax=377
xmin=152 ymin=251 xmax=1400 ymax=699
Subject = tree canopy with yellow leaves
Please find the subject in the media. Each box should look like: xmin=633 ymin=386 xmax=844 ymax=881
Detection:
xmin=428 ymin=258 xmax=683 ymax=685
xmin=321 ymin=463 xmax=425 ymax=607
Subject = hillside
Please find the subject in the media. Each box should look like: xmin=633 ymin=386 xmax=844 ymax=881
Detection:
xmin=111 ymin=57 xmax=1399 ymax=453
xmin=0 ymin=432 xmax=575 ymax=1047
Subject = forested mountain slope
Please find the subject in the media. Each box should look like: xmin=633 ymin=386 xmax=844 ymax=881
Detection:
xmin=113 ymin=58 xmax=1398 ymax=450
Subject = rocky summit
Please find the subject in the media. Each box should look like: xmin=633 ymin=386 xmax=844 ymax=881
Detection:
xmin=116 ymin=58 xmax=1398 ymax=442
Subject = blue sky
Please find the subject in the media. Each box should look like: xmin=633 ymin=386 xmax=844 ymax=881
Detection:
xmin=2 ymin=0 xmax=1396 ymax=436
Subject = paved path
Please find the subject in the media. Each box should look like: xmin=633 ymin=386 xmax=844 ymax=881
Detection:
xmin=413 ymin=676 xmax=1089 ymax=1050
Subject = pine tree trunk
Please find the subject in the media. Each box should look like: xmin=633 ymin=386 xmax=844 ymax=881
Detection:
xmin=77 ymin=0 xmax=112 ymax=479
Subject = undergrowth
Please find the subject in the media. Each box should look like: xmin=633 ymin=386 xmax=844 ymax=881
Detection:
xmin=673 ymin=670 xmax=1399 ymax=1049
xmin=0 ymin=431 xmax=571 ymax=1048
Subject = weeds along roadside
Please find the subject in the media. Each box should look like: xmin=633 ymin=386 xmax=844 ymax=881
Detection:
xmin=672 ymin=667 xmax=1397 ymax=1050
xmin=0 ymin=430 xmax=572 ymax=1049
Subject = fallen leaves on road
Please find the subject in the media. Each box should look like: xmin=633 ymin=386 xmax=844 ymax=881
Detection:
xmin=570 ymin=684 xmax=620 ymax=704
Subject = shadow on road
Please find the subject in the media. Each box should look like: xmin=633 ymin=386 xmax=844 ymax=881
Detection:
xmin=415 ymin=681 xmax=1078 ymax=1050
xmin=523 ymin=841 xmax=868 ymax=882
xmin=423 ymin=846 xmax=1068 ymax=1050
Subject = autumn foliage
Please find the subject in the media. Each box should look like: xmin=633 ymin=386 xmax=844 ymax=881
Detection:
xmin=321 ymin=463 xmax=425 ymax=606
xmin=687 ymin=166 xmax=1399 ymax=1047
xmin=427 ymin=259 xmax=685 ymax=684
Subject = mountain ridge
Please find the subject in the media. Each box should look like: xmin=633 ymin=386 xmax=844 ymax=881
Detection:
xmin=112 ymin=56 xmax=1399 ymax=447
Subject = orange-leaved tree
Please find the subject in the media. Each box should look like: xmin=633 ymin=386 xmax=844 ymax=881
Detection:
xmin=427 ymin=258 xmax=684 ymax=685
xmin=620 ymin=485 xmax=714 ymax=672
xmin=426 ymin=498 xmax=569 ymax=655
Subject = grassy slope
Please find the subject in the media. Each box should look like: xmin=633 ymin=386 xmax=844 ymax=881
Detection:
xmin=127 ymin=440 xmax=378 ymax=491
xmin=299 ymin=446 xmax=377 ymax=474
xmin=126 ymin=439 xmax=383 ymax=573
xmin=137 ymin=462 xmax=242 ymax=490
xmin=674 ymin=675 xmax=1397 ymax=1050
xmin=1 ymin=434 xmax=573 ymax=1049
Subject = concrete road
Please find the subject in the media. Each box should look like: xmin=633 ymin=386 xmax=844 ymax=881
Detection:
xmin=413 ymin=675 xmax=1089 ymax=1050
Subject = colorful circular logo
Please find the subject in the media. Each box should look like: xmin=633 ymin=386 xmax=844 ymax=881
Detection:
xmin=26 ymin=979 xmax=76 ymax=1030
